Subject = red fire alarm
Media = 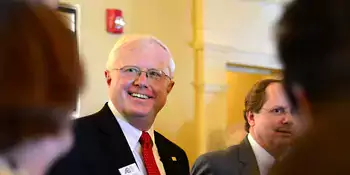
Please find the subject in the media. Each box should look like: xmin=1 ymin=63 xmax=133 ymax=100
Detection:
xmin=106 ymin=9 xmax=125 ymax=34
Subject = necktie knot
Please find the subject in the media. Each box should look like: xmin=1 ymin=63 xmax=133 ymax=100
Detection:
xmin=140 ymin=131 xmax=153 ymax=148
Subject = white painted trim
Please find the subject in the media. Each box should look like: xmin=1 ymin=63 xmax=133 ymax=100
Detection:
xmin=204 ymin=42 xmax=283 ymax=69
xmin=226 ymin=65 xmax=273 ymax=75
xmin=242 ymin=0 xmax=292 ymax=5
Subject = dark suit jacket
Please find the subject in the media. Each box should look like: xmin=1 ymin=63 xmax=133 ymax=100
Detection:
xmin=47 ymin=104 xmax=190 ymax=175
xmin=191 ymin=136 xmax=259 ymax=175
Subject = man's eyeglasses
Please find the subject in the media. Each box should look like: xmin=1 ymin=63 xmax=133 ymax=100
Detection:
xmin=110 ymin=66 xmax=172 ymax=82
xmin=260 ymin=106 xmax=296 ymax=116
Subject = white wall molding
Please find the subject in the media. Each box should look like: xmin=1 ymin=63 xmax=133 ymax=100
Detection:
xmin=204 ymin=42 xmax=282 ymax=70
xmin=241 ymin=0 xmax=292 ymax=5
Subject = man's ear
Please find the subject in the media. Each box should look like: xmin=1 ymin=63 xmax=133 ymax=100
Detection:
xmin=166 ymin=81 xmax=175 ymax=93
xmin=247 ymin=111 xmax=256 ymax=127
xmin=105 ymin=71 xmax=112 ymax=86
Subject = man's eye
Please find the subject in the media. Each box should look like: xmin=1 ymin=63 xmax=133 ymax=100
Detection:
xmin=124 ymin=68 xmax=139 ymax=73
xmin=148 ymin=70 xmax=162 ymax=77
xmin=271 ymin=108 xmax=285 ymax=114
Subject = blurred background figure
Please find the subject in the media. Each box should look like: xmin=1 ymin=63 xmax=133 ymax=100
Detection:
xmin=192 ymin=79 xmax=297 ymax=175
xmin=0 ymin=1 xmax=84 ymax=175
xmin=270 ymin=0 xmax=350 ymax=174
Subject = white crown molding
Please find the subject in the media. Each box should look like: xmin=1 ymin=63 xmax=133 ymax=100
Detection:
xmin=204 ymin=42 xmax=283 ymax=70
xmin=241 ymin=0 xmax=292 ymax=5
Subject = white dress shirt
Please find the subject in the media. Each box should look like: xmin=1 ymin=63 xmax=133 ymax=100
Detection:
xmin=247 ymin=134 xmax=275 ymax=175
xmin=108 ymin=101 xmax=166 ymax=175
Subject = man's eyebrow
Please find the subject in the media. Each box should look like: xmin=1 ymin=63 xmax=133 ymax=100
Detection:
xmin=269 ymin=105 xmax=288 ymax=109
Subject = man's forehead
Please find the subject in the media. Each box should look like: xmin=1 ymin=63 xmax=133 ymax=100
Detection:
xmin=264 ymin=83 xmax=289 ymax=106
xmin=114 ymin=39 xmax=171 ymax=70
xmin=121 ymin=40 xmax=168 ymax=56
xmin=120 ymin=39 xmax=168 ymax=52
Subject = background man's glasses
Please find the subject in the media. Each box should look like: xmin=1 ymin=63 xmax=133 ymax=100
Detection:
xmin=260 ymin=107 xmax=296 ymax=117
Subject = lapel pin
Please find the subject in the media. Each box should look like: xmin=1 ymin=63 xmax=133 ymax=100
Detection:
xmin=171 ymin=157 xmax=177 ymax=161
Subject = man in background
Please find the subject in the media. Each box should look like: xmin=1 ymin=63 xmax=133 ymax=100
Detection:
xmin=270 ymin=0 xmax=350 ymax=174
xmin=191 ymin=79 xmax=297 ymax=175
xmin=47 ymin=35 xmax=190 ymax=175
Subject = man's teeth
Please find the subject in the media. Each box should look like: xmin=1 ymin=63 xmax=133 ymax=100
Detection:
xmin=131 ymin=93 xmax=150 ymax=99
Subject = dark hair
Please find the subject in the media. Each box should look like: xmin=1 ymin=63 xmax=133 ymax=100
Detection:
xmin=0 ymin=1 xmax=84 ymax=152
xmin=244 ymin=79 xmax=282 ymax=132
xmin=269 ymin=2 xmax=350 ymax=174
xmin=276 ymin=0 xmax=350 ymax=107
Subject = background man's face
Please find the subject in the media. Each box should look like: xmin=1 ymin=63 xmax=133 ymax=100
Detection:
xmin=249 ymin=83 xmax=297 ymax=156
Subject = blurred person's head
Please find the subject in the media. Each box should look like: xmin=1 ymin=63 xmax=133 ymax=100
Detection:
xmin=244 ymin=79 xmax=296 ymax=158
xmin=268 ymin=1 xmax=350 ymax=174
xmin=0 ymin=1 xmax=83 ymax=174
xmin=276 ymin=0 xmax=350 ymax=126
xmin=104 ymin=35 xmax=175 ymax=131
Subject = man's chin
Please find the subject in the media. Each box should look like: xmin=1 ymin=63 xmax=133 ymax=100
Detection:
xmin=275 ymin=138 xmax=293 ymax=147
xmin=124 ymin=108 xmax=153 ymax=118
xmin=123 ymin=109 xmax=156 ymax=130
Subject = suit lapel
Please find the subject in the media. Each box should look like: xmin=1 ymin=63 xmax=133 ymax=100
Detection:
xmin=96 ymin=104 xmax=137 ymax=172
xmin=238 ymin=136 xmax=260 ymax=175
xmin=154 ymin=132 xmax=173 ymax=175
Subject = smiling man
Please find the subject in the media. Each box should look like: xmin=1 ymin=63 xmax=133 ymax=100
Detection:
xmin=191 ymin=79 xmax=297 ymax=175
xmin=47 ymin=35 xmax=189 ymax=175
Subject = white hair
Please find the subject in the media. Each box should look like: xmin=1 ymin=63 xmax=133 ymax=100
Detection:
xmin=106 ymin=34 xmax=176 ymax=78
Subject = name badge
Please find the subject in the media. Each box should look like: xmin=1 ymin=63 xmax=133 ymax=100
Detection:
xmin=118 ymin=163 xmax=142 ymax=175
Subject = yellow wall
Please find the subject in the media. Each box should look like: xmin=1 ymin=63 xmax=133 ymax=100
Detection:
xmin=226 ymin=72 xmax=263 ymax=128
xmin=60 ymin=0 xmax=196 ymax=165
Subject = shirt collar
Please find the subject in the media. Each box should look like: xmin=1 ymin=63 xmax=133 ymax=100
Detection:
xmin=248 ymin=133 xmax=275 ymax=174
xmin=107 ymin=100 xmax=155 ymax=151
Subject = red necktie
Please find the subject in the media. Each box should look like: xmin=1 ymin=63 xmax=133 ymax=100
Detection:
xmin=139 ymin=131 xmax=161 ymax=175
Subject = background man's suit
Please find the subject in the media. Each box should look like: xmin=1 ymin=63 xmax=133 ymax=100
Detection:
xmin=47 ymin=104 xmax=190 ymax=175
xmin=191 ymin=137 xmax=259 ymax=175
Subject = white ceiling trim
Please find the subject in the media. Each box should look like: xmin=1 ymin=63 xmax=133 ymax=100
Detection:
xmin=204 ymin=42 xmax=283 ymax=70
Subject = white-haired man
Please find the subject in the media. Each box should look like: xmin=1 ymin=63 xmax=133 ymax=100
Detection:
xmin=47 ymin=35 xmax=190 ymax=175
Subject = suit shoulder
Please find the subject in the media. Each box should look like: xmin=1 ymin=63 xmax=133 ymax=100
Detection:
xmin=192 ymin=145 xmax=241 ymax=175
xmin=75 ymin=111 xmax=100 ymax=123
xmin=193 ymin=144 xmax=241 ymax=167
xmin=204 ymin=144 xmax=240 ymax=158
xmin=74 ymin=111 xmax=102 ymax=127
xmin=72 ymin=111 xmax=104 ymax=138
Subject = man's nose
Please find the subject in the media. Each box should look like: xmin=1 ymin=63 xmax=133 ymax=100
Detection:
xmin=282 ymin=112 xmax=294 ymax=125
xmin=133 ymin=71 xmax=148 ymax=86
